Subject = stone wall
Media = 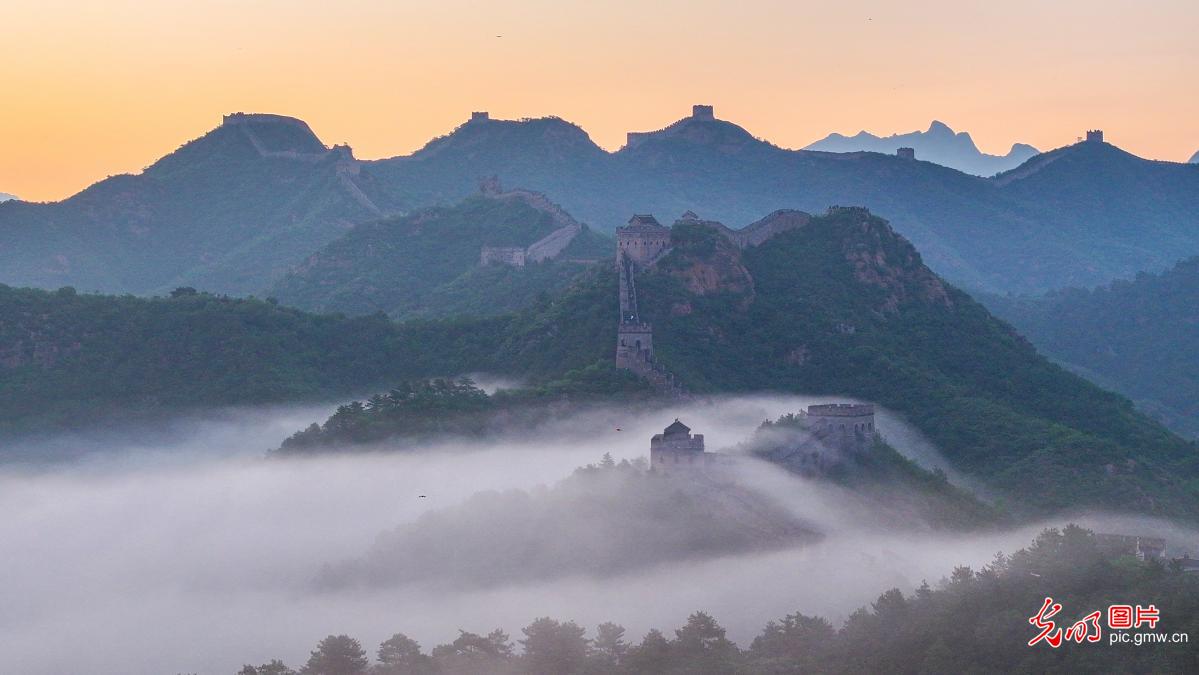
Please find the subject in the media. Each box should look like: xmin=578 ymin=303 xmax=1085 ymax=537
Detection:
xmin=476 ymin=181 xmax=585 ymax=267
xmin=526 ymin=223 xmax=582 ymax=262
xmin=480 ymin=246 xmax=528 ymax=267
xmin=805 ymin=403 xmax=876 ymax=454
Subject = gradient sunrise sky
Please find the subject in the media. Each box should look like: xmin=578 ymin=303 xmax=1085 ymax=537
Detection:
xmin=2 ymin=0 xmax=1196 ymax=202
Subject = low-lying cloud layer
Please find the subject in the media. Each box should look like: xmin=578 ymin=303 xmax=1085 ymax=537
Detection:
xmin=0 ymin=394 xmax=1190 ymax=675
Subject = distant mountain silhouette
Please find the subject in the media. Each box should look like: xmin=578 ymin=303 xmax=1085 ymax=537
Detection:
xmin=0 ymin=193 xmax=16 ymax=202
xmin=2 ymin=107 xmax=1199 ymax=296
xmin=1190 ymin=149 xmax=1199 ymax=163
xmin=0 ymin=113 xmax=381 ymax=295
xmin=804 ymin=120 xmax=1039 ymax=176
xmin=369 ymin=109 xmax=1199 ymax=292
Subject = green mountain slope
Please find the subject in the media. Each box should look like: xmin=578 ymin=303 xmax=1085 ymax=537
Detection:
xmin=270 ymin=190 xmax=610 ymax=319
xmin=495 ymin=209 xmax=1199 ymax=518
xmin=3 ymin=208 xmax=1197 ymax=518
xmin=0 ymin=285 xmax=502 ymax=436
xmin=0 ymin=114 xmax=381 ymax=296
xmin=984 ymin=258 xmax=1199 ymax=439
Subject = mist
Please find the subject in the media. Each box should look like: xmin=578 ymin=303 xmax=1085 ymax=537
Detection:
xmin=0 ymin=393 xmax=1191 ymax=675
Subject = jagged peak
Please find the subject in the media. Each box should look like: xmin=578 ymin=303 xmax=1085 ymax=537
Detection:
xmin=927 ymin=120 xmax=955 ymax=134
xmin=1008 ymin=142 xmax=1039 ymax=156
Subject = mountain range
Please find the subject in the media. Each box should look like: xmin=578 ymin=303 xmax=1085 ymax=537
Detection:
xmin=1190 ymin=149 xmax=1199 ymax=163
xmin=0 ymin=193 xmax=16 ymax=202
xmin=501 ymin=208 xmax=1198 ymax=517
xmin=2 ymin=109 xmax=1199 ymax=297
xmin=0 ymin=114 xmax=381 ymax=296
xmin=803 ymin=120 xmax=1039 ymax=175
xmin=9 ymin=205 xmax=1193 ymax=518
xmin=984 ymin=257 xmax=1199 ymax=439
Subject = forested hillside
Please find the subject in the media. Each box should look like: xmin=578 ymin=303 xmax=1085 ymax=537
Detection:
xmin=0 ymin=285 xmax=501 ymax=435
xmin=237 ymin=526 xmax=1199 ymax=675
xmin=494 ymin=209 xmax=1199 ymax=517
xmin=271 ymin=192 xmax=610 ymax=319
xmin=4 ymin=208 xmax=1198 ymax=517
xmin=984 ymin=257 xmax=1199 ymax=439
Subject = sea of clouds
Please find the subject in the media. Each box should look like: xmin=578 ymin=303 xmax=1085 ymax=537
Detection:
xmin=0 ymin=393 xmax=1190 ymax=674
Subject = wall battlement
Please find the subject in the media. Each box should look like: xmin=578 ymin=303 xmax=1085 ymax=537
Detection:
xmin=804 ymin=403 xmax=877 ymax=454
xmin=616 ymin=215 xmax=672 ymax=267
xmin=807 ymin=403 xmax=875 ymax=417
xmin=649 ymin=419 xmax=732 ymax=474
xmin=222 ymin=112 xmax=313 ymax=130
xmin=474 ymin=179 xmax=585 ymax=267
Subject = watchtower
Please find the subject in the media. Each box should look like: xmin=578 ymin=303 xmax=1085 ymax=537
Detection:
xmin=1085 ymin=130 xmax=1104 ymax=143
xmin=616 ymin=214 xmax=671 ymax=266
xmin=806 ymin=403 xmax=876 ymax=453
xmin=896 ymin=147 xmax=916 ymax=160
xmin=615 ymin=321 xmax=654 ymax=368
xmin=692 ymin=104 xmax=715 ymax=120
xmin=650 ymin=419 xmax=706 ymax=469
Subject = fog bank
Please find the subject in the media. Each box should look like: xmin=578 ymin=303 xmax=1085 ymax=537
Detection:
xmin=0 ymin=394 xmax=1188 ymax=675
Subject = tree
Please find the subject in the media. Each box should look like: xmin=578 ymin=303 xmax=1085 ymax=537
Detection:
xmin=519 ymin=617 xmax=589 ymax=675
xmin=430 ymin=629 xmax=513 ymax=674
xmin=748 ymin=612 xmax=833 ymax=664
xmin=375 ymin=633 xmax=433 ymax=674
xmin=589 ymin=622 xmax=627 ymax=668
xmin=672 ymin=612 xmax=738 ymax=674
xmin=238 ymin=661 xmax=296 ymax=675
xmin=624 ymin=629 xmax=670 ymax=674
xmin=301 ymin=635 xmax=368 ymax=675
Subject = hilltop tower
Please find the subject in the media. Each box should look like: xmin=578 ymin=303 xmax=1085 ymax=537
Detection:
xmin=649 ymin=419 xmax=735 ymax=474
xmin=896 ymin=147 xmax=916 ymax=160
xmin=692 ymin=104 xmax=715 ymax=120
xmin=1086 ymin=129 xmax=1104 ymax=143
xmin=805 ymin=403 xmax=876 ymax=453
xmin=470 ymin=111 xmax=490 ymax=123
xmin=616 ymin=214 xmax=671 ymax=267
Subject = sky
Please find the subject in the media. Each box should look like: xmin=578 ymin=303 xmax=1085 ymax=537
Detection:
xmin=1 ymin=0 xmax=1196 ymax=202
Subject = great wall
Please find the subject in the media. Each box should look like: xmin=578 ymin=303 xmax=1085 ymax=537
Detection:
xmin=222 ymin=113 xmax=384 ymax=217
xmin=477 ymin=177 xmax=585 ymax=267
xmin=613 ymin=207 xmax=811 ymax=398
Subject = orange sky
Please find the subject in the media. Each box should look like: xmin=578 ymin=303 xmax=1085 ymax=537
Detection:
xmin=2 ymin=0 xmax=1196 ymax=202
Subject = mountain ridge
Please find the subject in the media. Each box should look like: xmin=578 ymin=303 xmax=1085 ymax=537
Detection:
xmin=3 ymin=108 xmax=1199 ymax=296
xmin=805 ymin=120 xmax=1039 ymax=176
xmin=3 ymin=205 xmax=1198 ymax=519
